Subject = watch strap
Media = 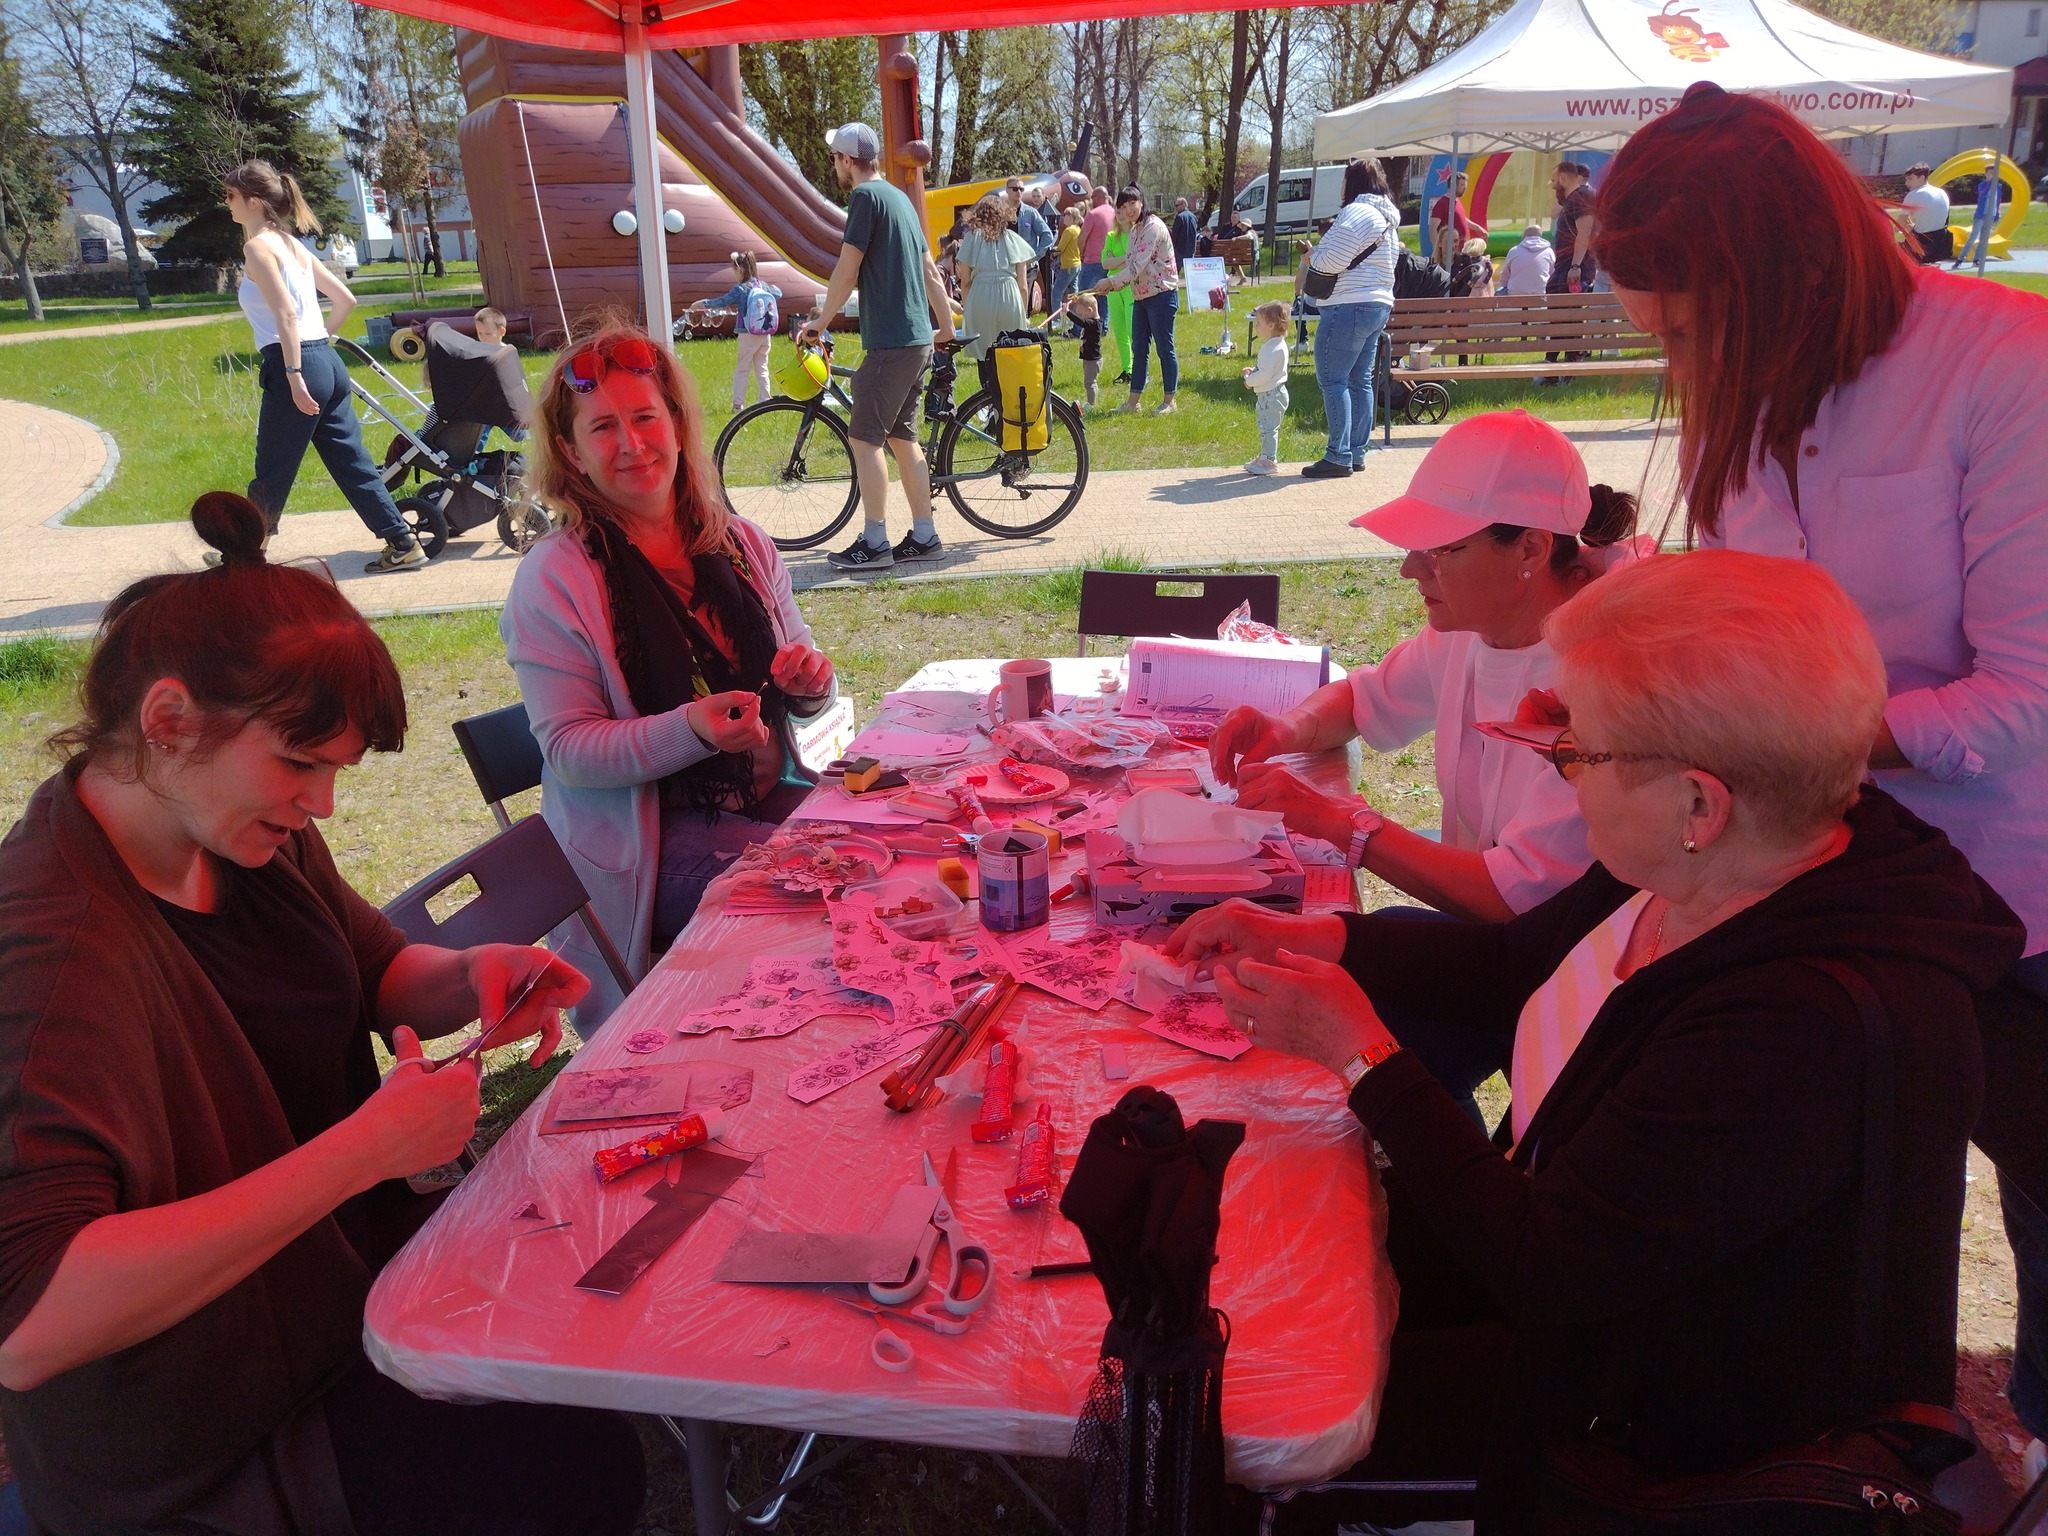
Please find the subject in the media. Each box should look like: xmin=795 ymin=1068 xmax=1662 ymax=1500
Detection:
xmin=1340 ymin=1039 xmax=1401 ymax=1092
xmin=1345 ymin=808 xmax=1384 ymax=869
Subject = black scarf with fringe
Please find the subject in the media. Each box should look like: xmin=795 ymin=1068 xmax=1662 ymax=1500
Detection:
xmin=582 ymin=517 xmax=786 ymax=819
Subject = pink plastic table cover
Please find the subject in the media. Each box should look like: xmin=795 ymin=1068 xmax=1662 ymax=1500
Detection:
xmin=364 ymin=658 xmax=1396 ymax=1489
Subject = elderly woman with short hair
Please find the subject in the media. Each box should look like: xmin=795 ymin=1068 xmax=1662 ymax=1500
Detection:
xmin=1171 ymin=551 xmax=2024 ymax=1528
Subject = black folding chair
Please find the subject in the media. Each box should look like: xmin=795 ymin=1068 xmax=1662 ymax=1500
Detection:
xmin=1075 ymin=570 xmax=1281 ymax=656
xmin=384 ymin=812 xmax=600 ymax=955
xmin=448 ymin=704 xmax=634 ymax=996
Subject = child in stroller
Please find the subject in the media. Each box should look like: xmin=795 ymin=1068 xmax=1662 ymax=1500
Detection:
xmin=373 ymin=318 xmax=548 ymax=555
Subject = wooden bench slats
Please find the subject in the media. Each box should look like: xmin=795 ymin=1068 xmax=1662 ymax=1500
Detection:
xmin=1383 ymin=293 xmax=1666 ymax=384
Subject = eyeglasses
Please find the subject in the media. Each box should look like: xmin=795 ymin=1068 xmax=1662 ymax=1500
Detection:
xmin=1472 ymin=720 xmax=1669 ymax=781
xmin=564 ymin=336 xmax=661 ymax=394
xmin=1410 ymin=540 xmax=1470 ymax=572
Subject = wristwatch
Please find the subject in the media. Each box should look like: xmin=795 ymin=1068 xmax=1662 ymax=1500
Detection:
xmin=1340 ymin=1039 xmax=1402 ymax=1092
xmin=1345 ymin=806 xmax=1385 ymax=869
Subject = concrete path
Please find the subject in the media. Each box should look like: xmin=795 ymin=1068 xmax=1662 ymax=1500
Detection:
xmin=0 ymin=399 xmax=1665 ymax=639
xmin=0 ymin=311 xmax=243 ymax=346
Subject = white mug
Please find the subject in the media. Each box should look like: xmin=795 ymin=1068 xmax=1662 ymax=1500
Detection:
xmin=987 ymin=658 xmax=1053 ymax=724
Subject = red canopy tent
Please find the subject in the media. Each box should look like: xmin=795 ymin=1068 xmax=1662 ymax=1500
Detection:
xmin=351 ymin=0 xmax=1324 ymax=343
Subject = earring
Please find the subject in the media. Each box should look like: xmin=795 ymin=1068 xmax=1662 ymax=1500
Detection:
xmin=1682 ymin=837 xmax=1698 ymax=854
xmin=147 ymin=737 xmax=175 ymax=754
xmin=1520 ymin=570 xmax=1533 ymax=580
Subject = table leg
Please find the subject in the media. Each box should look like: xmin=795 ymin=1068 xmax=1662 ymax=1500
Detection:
xmin=678 ymin=1417 xmax=732 ymax=1536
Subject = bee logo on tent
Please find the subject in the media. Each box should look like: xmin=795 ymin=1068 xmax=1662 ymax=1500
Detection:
xmin=1646 ymin=0 xmax=1730 ymax=62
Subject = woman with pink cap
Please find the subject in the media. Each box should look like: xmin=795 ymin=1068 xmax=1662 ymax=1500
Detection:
xmin=1210 ymin=409 xmax=1646 ymax=1120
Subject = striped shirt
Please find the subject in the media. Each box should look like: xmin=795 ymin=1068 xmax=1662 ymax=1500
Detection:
xmin=1510 ymin=889 xmax=1654 ymax=1147
xmin=1307 ymin=194 xmax=1399 ymax=308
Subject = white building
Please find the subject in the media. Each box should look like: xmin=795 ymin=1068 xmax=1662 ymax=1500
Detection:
xmin=1843 ymin=0 xmax=2048 ymax=174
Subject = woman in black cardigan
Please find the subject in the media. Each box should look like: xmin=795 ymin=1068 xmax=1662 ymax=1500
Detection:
xmin=1170 ymin=550 xmax=2026 ymax=1528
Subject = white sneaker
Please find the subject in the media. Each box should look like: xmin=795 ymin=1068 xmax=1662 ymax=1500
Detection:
xmin=1243 ymin=457 xmax=1279 ymax=476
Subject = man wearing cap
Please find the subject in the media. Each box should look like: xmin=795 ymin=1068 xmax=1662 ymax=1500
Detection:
xmin=805 ymin=123 xmax=958 ymax=571
xmin=1207 ymin=410 xmax=1645 ymax=1124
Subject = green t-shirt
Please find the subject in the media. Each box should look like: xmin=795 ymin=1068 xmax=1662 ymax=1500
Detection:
xmin=843 ymin=178 xmax=934 ymax=351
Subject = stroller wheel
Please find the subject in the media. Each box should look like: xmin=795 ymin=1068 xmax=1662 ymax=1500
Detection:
xmin=498 ymin=494 xmax=553 ymax=554
xmin=1406 ymin=381 xmax=1453 ymax=426
xmin=397 ymin=494 xmax=449 ymax=560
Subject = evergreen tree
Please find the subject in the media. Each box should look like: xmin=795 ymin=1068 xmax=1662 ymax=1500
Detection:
xmin=134 ymin=0 xmax=342 ymax=263
xmin=0 ymin=19 xmax=66 ymax=320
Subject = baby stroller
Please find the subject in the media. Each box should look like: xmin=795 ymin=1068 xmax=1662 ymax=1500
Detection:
xmin=337 ymin=324 xmax=552 ymax=557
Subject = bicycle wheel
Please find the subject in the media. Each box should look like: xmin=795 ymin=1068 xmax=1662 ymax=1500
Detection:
xmin=936 ymin=390 xmax=1089 ymax=538
xmin=713 ymin=399 xmax=859 ymax=551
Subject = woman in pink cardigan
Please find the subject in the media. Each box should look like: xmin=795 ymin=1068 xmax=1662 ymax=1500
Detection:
xmin=1092 ymin=185 xmax=1182 ymax=416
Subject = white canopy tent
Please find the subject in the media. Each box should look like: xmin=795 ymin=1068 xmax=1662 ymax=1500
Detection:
xmin=1313 ymin=0 xmax=2014 ymax=158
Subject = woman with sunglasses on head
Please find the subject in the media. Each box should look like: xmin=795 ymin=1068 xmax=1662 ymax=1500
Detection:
xmin=501 ymin=322 xmax=837 ymax=1031
xmin=1175 ymin=553 xmax=2021 ymax=1530
xmin=1594 ymin=82 xmax=2048 ymax=1476
xmin=1210 ymin=411 xmax=1643 ymax=1121
xmin=0 ymin=493 xmax=641 ymax=1535
xmin=225 ymin=159 xmax=426 ymax=573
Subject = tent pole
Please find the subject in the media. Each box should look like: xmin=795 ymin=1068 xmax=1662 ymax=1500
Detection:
xmin=623 ymin=17 xmax=675 ymax=348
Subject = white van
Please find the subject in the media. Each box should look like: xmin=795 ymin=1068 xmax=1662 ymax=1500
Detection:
xmin=1215 ymin=165 xmax=1349 ymax=234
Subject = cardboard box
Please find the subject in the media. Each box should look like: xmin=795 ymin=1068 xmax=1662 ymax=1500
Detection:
xmin=1085 ymin=828 xmax=1305 ymax=927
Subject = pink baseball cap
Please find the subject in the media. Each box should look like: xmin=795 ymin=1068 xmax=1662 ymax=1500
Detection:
xmin=1351 ymin=410 xmax=1590 ymax=549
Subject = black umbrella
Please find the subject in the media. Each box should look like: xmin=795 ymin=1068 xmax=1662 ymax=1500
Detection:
xmin=1059 ymin=1085 xmax=1246 ymax=1536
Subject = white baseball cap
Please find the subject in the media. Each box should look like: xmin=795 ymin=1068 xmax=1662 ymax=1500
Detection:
xmin=1351 ymin=409 xmax=1590 ymax=549
xmin=825 ymin=123 xmax=880 ymax=161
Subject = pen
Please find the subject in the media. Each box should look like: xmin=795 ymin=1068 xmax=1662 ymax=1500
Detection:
xmin=1013 ymin=1261 xmax=1094 ymax=1279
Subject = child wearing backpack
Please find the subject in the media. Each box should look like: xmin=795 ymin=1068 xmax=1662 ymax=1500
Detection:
xmin=694 ymin=251 xmax=783 ymax=409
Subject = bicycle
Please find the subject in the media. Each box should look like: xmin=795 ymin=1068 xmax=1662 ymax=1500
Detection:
xmin=712 ymin=333 xmax=1090 ymax=551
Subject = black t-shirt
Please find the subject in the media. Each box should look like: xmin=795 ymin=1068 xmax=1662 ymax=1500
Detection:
xmin=154 ymin=856 xmax=413 ymax=1265
xmin=1077 ymin=318 xmax=1102 ymax=362
xmin=1555 ymin=184 xmax=1597 ymax=265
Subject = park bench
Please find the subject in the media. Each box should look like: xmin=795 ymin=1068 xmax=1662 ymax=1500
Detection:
xmin=1371 ymin=290 xmax=1666 ymax=440
xmin=1209 ymin=236 xmax=1258 ymax=282
xmin=1383 ymin=290 xmax=1666 ymax=386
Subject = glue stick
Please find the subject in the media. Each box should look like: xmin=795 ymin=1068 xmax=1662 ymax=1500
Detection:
xmin=972 ymin=1038 xmax=1017 ymax=1143
xmin=593 ymin=1109 xmax=728 ymax=1183
xmin=1005 ymin=1102 xmax=1056 ymax=1209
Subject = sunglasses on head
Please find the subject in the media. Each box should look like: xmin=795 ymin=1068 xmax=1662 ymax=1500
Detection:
xmin=1473 ymin=720 xmax=1669 ymax=781
xmin=564 ymin=336 xmax=662 ymax=394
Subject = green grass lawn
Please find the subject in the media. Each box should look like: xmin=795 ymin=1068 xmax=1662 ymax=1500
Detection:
xmin=2007 ymin=201 xmax=2048 ymax=249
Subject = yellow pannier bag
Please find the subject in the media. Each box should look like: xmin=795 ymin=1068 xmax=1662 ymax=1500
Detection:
xmin=991 ymin=329 xmax=1051 ymax=452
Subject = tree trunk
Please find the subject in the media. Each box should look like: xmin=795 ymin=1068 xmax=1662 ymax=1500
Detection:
xmin=926 ymin=34 xmax=946 ymax=185
xmin=1261 ymin=12 xmax=1290 ymax=250
xmin=93 ymin=138 xmax=152 ymax=312
xmin=1218 ymin=10 xmax=1249 ymax=224
xmin=0 ymin=196 xmax=42 ymax=321
xmin=947 ymin=28 xmax=986 ymax=185
xmin=420 ymin=194 xmax=445 ymax=278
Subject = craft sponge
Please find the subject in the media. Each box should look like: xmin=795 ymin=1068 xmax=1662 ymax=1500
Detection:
xmin=842 ymin=757 xmax=883 ymax=793
xmin=1012 ymin=817 xmax=1062 ymax=855
xmin=937 ymin=857 xmax=971 ymax=899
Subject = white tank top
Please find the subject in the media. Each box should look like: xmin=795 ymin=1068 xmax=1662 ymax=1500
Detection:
xmin=238 ymin=236 xmax=328 ymax=350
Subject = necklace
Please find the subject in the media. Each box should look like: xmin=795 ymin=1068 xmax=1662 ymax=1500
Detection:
xmin=1644 ymin=900 xmax=1669 ymax=966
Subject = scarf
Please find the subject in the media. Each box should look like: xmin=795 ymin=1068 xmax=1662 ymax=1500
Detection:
xmin=582 ymin=517 xmax=786 ymax=818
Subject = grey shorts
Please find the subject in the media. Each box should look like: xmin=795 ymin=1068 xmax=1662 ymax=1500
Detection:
xmin=848 ymin=343 xmax=931 ymax=445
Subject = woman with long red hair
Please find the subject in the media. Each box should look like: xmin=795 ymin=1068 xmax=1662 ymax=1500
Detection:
xmin=1595 ymin=80 xmax=2048 ymax=1479
xmin=501 ymin=321 xmax=837 ymax=1031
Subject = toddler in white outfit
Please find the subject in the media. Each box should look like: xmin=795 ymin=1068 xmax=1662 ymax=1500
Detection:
xmin=1241 ymin=300 xmax=1291 ymax=475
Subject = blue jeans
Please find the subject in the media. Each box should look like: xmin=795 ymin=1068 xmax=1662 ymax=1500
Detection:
xmin=250 ymin=341 xmax=407 ymax=542
xmin=1048 ymin=266 xmax=1076 ymax=321
xmin=1077 ymin=260 xmax=1105 ymax=295
xmin=1372 ymin=906 xmax=1507 ymax=1131
xmin=1130 ymin=289 xmax=1179 ymax=398
xmin=2006 ymin=950 xmax=2048 ymax=1438
xmin=651 ymin=781 xmax=810 ymax=950
xmin=1313 ymin=300 xmax=1391 ymax=467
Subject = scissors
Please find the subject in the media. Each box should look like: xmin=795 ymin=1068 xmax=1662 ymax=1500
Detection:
xmin=432 ymin=964 xmax=549 ymax=1073
xmin=831 ymin=1292 xmax=970 ymax=1373
xmin=867 ymin=1151 xmax=994 ymax=1318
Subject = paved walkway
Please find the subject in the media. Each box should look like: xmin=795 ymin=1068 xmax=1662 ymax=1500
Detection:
xmin=0 ymin=310 xmax=243 ymax=346
xmin=0 ymin=400 xmax=1665 ymax=639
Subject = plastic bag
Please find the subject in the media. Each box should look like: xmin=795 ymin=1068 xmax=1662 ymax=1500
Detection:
xmin=991 ymin=713 xmax=1167 ymax=771
xmin=1216 ymin=599 xmax=1300 ymax=647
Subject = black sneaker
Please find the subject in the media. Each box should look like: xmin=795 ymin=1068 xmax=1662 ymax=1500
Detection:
xmin=826 ymin=535 xmax=895 ymax=571
xmin=1301 ymin=459 xmax=1352 ymax=480
xmin=892 ymin=530 xmax=944 ymax=563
